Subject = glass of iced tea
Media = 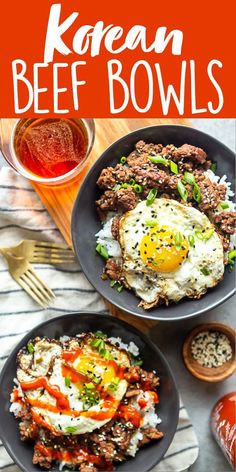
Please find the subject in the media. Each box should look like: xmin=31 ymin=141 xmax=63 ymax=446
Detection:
xmin=0 ymin=118 xmax=95 ymax=185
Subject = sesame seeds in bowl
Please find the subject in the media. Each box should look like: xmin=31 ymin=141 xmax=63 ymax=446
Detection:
xmin=182 ymin=323 xmax=236 ymax=382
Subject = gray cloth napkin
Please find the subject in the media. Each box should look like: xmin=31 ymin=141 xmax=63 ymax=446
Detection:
xmin=0 ymin=167 xmax=199 ymax=471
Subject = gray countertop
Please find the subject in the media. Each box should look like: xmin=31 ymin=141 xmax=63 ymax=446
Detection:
xmin=0 ymin=118 xmax=235 ymax=472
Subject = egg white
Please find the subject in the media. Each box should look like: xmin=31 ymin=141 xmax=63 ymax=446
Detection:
xmin=119 ymin=198 xmax=224 ymax=306
xmin=19 ymin=338 xmax=129 ymax=435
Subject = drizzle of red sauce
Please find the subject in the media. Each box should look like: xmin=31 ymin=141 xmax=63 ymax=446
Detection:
xmin=149 ymin=391 xmax=159 ymax=404
xmin=138 ymin=391 xmax=159 ymax=408
xmin=35 ymin=443 xmax=101 ymax=464
xmin=81 ymin=399 xmax=119 ymax=420
xmin=138 ymin=398 xmax=148 ymax=409
xmin=62 ymin=348 xmax=82 ymax=363
xmin=27 ymin=396 xmax=118 ymax=421
xmin=35 ymin=443 xmax=113 ymax=469
xmin=12 ymin=387 xmax=20 ymax=402
xmin=21 ymin=377 xmax=70 ymax=410
xmin=31 ymin=411 xmax=61 ymax=436
xmin=61 ymin=364 xmax=88 ymax=384
xmin=116 ymin=404 xmax=141 ymax=428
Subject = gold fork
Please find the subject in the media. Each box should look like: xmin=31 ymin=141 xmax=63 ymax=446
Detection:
xmin=0 ymin=240 xmax=75 ymax=264
xmin=0 ymin=249 xmax=56 ymax=308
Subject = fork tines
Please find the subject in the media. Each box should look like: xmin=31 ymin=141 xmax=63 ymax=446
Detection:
xmin=18 ymin=268 xmax=55 ymax=308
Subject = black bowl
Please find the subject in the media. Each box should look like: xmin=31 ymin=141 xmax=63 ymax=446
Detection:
xmin=72 ymin=124 xmax=235 ymax=321
xmin=0 ymin=313 xmax=179 ymax=472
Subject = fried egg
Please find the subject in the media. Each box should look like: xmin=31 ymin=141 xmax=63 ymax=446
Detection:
xmin=17 ymin=335 xmax=130 ymax=435
xmin=119 ymin=198 xmax=224 ymax=307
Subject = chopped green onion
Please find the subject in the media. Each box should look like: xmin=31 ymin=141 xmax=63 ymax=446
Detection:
xmin=120 ymin=156 xmax=127 ymax=164
xmin=90 ymin=338 xmax=103 ymax=348
xmin=228 ymin=249 xmax=236 ymax=263
xmin=148 ymin=155 xmax=169 ymax=166
xmin=170 ymin=161 xmax=179 ymax=174
xmin=110 ymin=280 xmax=117 ymax=288
xmin=84 ymin=382 xmax=94 ymax=390
xmin=132 ymin=358 xmax=143 ymax=366
xmin=146 ymin=188 xmax=157 ymax=206
xmin=177 ymin=180 xmax=188 ymax=201
xmin=108 ymin=377 xmax=120 ymax=392
xmin=210 ymin=163 xmax=217 ymax=173
xmin=93 ymin=375 xmax=102 ymax=384
xmin=90 ymin=338 xmax=105 ymax=353
xmin=193 ymin=184 xmax=201 ymax=203
xmin=129 ymin=178 xmax=135 ymax=186
xmin=201 ymin=267 xmax=210 ymax=276
xmin=113 ymin=184 xmax=121 ymax=191
xmin=100 ymin=349 xmax=114 ymax=360
xmin=117 ymin=284 xmax=123 ymax=293
xmin=195 ymin=229 xmax=214 ymax=241
xmin=121 ymin=183 xmax=129 ymax=189
xmin=184 ymin=171 xmax=195 ymax=185
xmin=145 ymin=219 xmax=158 ymax=227
xmin=175 ymin=232 xmax=183 ymax=250
xmin=220 ymin=201 xmax=229 ymax=209
xmin=195 ymin=230 xmax=204 ymax=240
xmin=96 ymin=244 xmax=109 ymax=260
xmin=100 ymin=273 xmax=108 ymax=280
xmin=133 ymin=184 xmax=143 ymax=193
xmin=65 ymin=377 xmax=71 ymax=387
xmin=204 ymin=228 xmax=215 ymax=240
xmin=27 ymin=342 xmax=34 ymax=354
xmin=95 ymin=330 xmax=106 ymax=339
xmin=65 ymin=426 xmax=77 ymax=433
xmin=188 ymin=235 xmax=195 ymax=247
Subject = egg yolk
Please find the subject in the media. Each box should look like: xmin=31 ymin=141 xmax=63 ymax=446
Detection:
xmin=140 ymin=225 xmax=189 ymax=272
xmin=74 ymin=355 xmax=116 ymax=387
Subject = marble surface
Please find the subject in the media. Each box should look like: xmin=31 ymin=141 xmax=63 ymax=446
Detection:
xmin=0 ymin=119 xmax=235 ymax=471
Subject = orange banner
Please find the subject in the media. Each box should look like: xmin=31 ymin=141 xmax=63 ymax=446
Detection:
xmin=0 ymin=0 xmax=235 ymax=117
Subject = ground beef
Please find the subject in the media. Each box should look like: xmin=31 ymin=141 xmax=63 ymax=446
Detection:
xmin=125 ymin=388 xmax=140 ymax=398
xmin=105 ymin=259 xmax=122 ymax=281
xmin=214 ymin=211 xmax=236 ymax=235
xmin=112 ymin=424 xmax=134 ymax=450
xmin=124 ymin=366 xmax=141 ymax=383
xmin=97 ymin=164 xmax=133 ymax=190
xmin=96 ymin=190 xmax=116 ymax=212
xmin=173 ymin=143 xmax=207 ymax=164
xmin=98 ymin=441 xmax=116 ymax=460
xmin=217 ymin=233 xmax=230 ymax=253
xmin=140 ymin=369 xmax=160 ymax=388
xmin=124 ymin=366 xmax=160 ymax=388
xmin=80 ymin=464 xmax=98 ymax=472
xmin=138 ymin=427 xmax=164 ymax=446
xmin=134 ymin=165 xmax=180 ymax=199
xmin=19 ymin=420 xmax=36 ymax=441
xmin=116 ymin=188 xmax=138 ymax=211
xmin=111 ymin=216 xmax=120 ymax=240
xmin=33 ymin=447 xmax=52 ymax=469
xmin=136 ymin=140 xmax=164 ymax=155
xmin=195 ymin=174 xmax=227 ymax=211
xmin=96 ymin=187 xmax=138 ymax=214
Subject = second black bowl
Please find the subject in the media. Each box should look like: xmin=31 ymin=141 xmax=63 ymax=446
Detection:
xmin=72 ymin=125 xmax=235 ymax=321
xmin=0 ymin=312 xmax=179 ymax=472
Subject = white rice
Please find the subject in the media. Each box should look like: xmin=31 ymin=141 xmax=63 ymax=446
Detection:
xmin=205 ymin=170 xmax=236 ymax=251
xmin=59 ymin=335 xmax=71 ymax=342
xmin=127 ymin=394 xmax=162 ymax=457
xmin=109 ymin=337 xmax=162 ymax=458
xmin=9 ymin=401 xmax=23 ymax=416
xmin=95 ymin=212 xmax=121 ymax=259
xmin=109 ymin=336 xmax=140 ymax=357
